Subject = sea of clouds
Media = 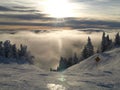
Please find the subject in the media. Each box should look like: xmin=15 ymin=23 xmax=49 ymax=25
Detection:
xmin=0 ymin=29 xmax=118 ymax=70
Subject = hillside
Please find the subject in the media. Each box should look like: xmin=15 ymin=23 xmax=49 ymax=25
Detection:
xmin=65 ymin=48 xmax=120 ymax=73
xmin=64 ymin=48 xmax=120 ymax=90
xmin=0 ymin=48 xmax=120 ymax=90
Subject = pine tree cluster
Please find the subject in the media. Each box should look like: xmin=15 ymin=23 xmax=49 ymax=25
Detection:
xmin=57 ymin=53 xmax=79 ymax=71
xmin=101 ymin=32 xmax=113 ymax=52
xmin=0 ymin=40 xmax=34 ymax=64
xmin=82 ymin=37 xmax=94 ymax=59
xmin=57 ymin=32 xmax=120 ymax=71
xmin=114 ymin=32 xmax=120 ymax=46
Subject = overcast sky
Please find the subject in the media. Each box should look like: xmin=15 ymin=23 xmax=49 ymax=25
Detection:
xmin=0 ymin=0 xmax=120 ymax=30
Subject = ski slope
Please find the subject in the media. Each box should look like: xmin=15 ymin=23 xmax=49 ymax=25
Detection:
xmin=66 ymin=48 xmax=120 ymax=72
xmin=64 ymin=48 xmax=120 ymax=90
xmin=0 ymin=48 xmax=120 ymax=90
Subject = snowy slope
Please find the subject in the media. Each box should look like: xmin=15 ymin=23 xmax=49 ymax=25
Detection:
xmin=64 ymin=48 xmax=120 ymax=90
xmin=0 ymin=48 xmax=120 ymax=90
xmin=65 ymin=48 xmax=120 ymax=72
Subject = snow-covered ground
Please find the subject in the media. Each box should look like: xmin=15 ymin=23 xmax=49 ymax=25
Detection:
xmin=65 ymin=48 xmax=120 ymax=90
xmin=0 ymin=48 xmax=120 ymax=90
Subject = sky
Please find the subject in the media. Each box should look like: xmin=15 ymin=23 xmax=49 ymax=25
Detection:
xmin=0 ymin=0 xmax=120 ymax=30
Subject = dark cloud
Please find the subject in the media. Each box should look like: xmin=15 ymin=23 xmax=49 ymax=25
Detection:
xmin=0 ymin=22 xmax=53 ymax=26
xmin=0 ymin=6 xmax=12 ymax=11
xmin=64 ymin=18 xmax=120 ymax=29
xmin=0 ymin=5 xmax=39 ymax=12
xmin=0 ymin=18 xmax=120 ymax=29
xmin=0 ymin=14 xmax=47 ymax=20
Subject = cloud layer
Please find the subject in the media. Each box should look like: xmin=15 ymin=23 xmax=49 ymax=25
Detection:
xmin=0 ymin=0 xmax=120 ymax=30
xmin=0 ymin=30 xmax=118 ymax=70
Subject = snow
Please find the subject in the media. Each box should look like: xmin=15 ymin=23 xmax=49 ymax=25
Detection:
xmin=65 ymin=48 xmax=120 ymax=72
xmin=64 ymin=48 xmax=120 ymax=90
xmin=0 ymin=48 xmax=120 ymax=90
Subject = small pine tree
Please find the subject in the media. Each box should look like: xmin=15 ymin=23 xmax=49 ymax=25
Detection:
xmin=11 ymin=44 xmax=18 ymax=58
xmin=82 ymin=37 xmax=94 ymax=59
xmin=73 ymin=53 xmax=79 ymax=64
xmin=0 ymin=41 xmax=4 ymax=57
xmin=3 ymin=40 xmax=12 ymax=58
xmin=19 ymin=44 xmax=27 ymax=57
xmin=57 ymin=57 xmax=68 ymax=71
xmin=67 ymin=57 xmax=73 ymax=67
xmin=82 ymin=45 xmax=87 ymax=59
xmin=101 ymin=32 xmax=113 ymax=52
xmin=115 ymin=32 xmax=120 ymax=46
xmin=106 ymin=35 xmax=113 ymax=50
xmin=101 ymin=32 xmax=106 ymax=52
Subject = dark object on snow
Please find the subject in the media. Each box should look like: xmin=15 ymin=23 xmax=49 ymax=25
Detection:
xmin=95 ymin=56 xmax=100 ymax=63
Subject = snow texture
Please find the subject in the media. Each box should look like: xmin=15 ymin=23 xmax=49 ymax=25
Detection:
xmin=0 ymin=48 xmax=120 ymax=90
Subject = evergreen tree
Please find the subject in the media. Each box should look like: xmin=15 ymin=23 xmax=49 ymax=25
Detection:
xmin=3 ymin=40 xmax=12 ymax=58
xmin=57 ymin=57 xmax=68 ymax=71
xmin=67 ymin=57 xmax=73 ymax=67
xmin=82 ymin=45 xmax=87 ymax=59
xmin=115 ymin=32 xmax=120 ymax=46
xmin=73 ymin=53 xmax=79 ymax=64
xmin=64 ymin=53 xmax=79 ymax=69
xmin=106 ymin=35 xmax=113 ymax=50
xmin=0 ymin=41 xmax=4 ymax=57
xmin=101 ymin=32 xmax=113 ymax=52
xmin=11 ymin=44 xmax=18 ymax=58
xmin=19 ymin=44 xmax=27 ymax=57
xmin=0 ymin=40 xmax=34 ymax=64
xmin=82 ymin=37 xmax=94 ymax=59
xmin=101 ymin=32 xmax=106 ymax=52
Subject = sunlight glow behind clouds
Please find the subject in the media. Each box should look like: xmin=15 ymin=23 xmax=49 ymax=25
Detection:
xmin=0 ymin=0 xmax=119 ymax=20
xmin=39 ymin=0 xmax=77 ymax=18
xmin=0 ymin=0 xmax=120 ymax=30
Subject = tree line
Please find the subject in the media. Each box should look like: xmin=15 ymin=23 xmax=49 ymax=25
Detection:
xmin=0 ymin=40 xmax=34 ymax=64
xmin=56 ymin=32 xmax=120 ymax=71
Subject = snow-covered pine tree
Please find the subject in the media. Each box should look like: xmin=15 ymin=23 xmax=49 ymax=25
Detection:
xmin=11 ymin=44 xmax=18 ymax=58
xmin=106 ymin=35 xmax=113 ymax=50
xmin=3 ymin=40 xmax=12 ymax=58
xmin=66 ymin=53 xmax=79 ymax=68
xmin=101 ymin=32 xmax=113 ymax=52
xmin=82 ymin=45 xmax=87 ymax=59
xmin=82 ymin=37 xmax=94 ymax=59
xmin=19 ymin=44 xmax=27 ymax=57
xmin=101 ymin=32 xmax=106 ymax=52
xmin=67 ymin=57 xmax=73 ymax=67
xmin=0 ymin=40 xmax=34 ymax=64
xmin=73 ymin=53 xmax=79 ymax=64
xmin=115 ymin=32 xmax=120 ymax=46
xmin=57 ymin=57 xmax=68 ymax=71
xmin=0 ymin=41 xmax=4 ymax=57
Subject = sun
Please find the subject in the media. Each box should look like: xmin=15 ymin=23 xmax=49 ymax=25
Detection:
xmin=42 ymin=0 xmax=74 ymax=18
